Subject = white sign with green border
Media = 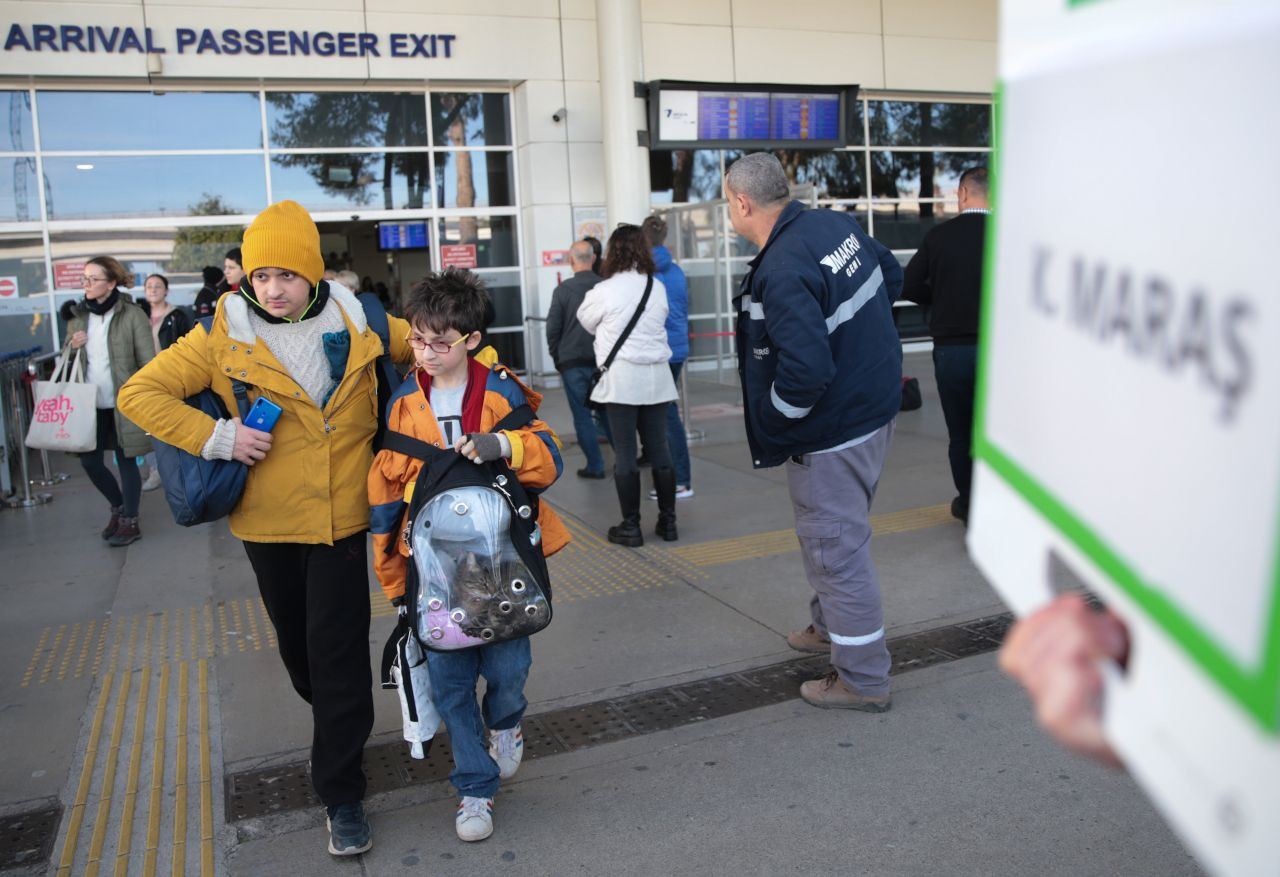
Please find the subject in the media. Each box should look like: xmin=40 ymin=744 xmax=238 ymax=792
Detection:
xmin=970 ymin=0 xmax=1278 ymax=873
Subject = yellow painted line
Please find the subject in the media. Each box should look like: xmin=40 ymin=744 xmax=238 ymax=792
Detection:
xmin=76 ymin=618 xmax=98 ymax=679
xmin=243 ymin=598 xmax=262 ymax=651
xmin=91 ymin=619 xmax=112 ymax=678
xmin=21 ymin=627 xmax=50 ymax=688
xmin=672 ymin=502 xmax=956 ymax=567
xmin=58 ymin=622 xmax=82 ymax=681
xmin=143 ymin=662 xmax=169 ymax=877
xmin=198 ymin=659 xmax=213 ymax=877
xmin=229 ymin=601 xmax=247 ymax=652
xmin=114 ymin=663 xmax=152 ymax=877
xmin=39 ymin=624 xmax=67 ymax=685
xmin=158 ymin=610 xmax=170 ymax=664
xmin=84 ymin=670 xmax=133 ymax=877
xmin=216 ymin=604 xmax=230 ymax=657
xmin=259 ymin=598 xmax=278 ymax=649
xmin=172 ymin=662 xmax=189 ymax=877
xmin=203 ymin=604 xmax=214 ymax=660
xmin=57 ymin=670 xmax=115 ymax=877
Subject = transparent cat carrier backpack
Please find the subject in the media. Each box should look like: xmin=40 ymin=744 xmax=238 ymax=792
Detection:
xmin=382 ymin=404 xmax=553 ymax=651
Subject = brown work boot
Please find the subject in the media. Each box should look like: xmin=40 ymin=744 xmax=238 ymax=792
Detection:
xmin=785 ymin=624 xmax=831 ymax=653
xmin=101 ymin=505 xmax=123 ymax=540
xmin=800 ymin=670 xmax=891 ymax=712
xmin=107 ymin=516 xmax=141 ymax=547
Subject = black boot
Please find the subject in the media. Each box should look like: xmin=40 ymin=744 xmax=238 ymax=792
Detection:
xmin=608 ymin=472 xmax=644 ymax=547
xmin=653 ymin=467 xmax=678 ymax=542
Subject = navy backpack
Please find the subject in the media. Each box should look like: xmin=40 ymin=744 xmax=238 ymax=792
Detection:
xmin=152 ymin=316 xmax=251 ymax=526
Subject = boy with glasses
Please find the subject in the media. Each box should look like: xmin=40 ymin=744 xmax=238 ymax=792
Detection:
xmin=368 ymin=268 xmax=570 ymax=842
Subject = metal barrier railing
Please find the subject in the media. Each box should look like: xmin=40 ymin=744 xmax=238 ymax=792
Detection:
xmin=1 ymin=347 xmax=55 ymax=508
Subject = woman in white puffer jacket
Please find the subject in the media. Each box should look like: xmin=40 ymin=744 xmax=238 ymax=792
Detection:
xmin=576 ymin=223 xmax=679 ymax=546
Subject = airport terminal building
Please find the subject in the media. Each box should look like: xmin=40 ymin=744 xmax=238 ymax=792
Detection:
xmin=0 ymin=0 xmax=994 ymax=373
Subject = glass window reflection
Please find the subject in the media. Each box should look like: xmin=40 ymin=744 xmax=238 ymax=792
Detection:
xmin=43 ymin=155 xmax=266 ymax=219
xmin=38 ymin=91 xmax=263 ymax=150
xmin=2 ymin=92 xmax=34 ymax=152
xmin=436 ymin=216 xmax=517 ymax=269
xmin=0 ymin=233 xmax=49 ymax=296
xmin=870 ymin=201 xmax=956 ymax=250
xmin=870 ymin=151 xmax=987 ymax=199
xmin=431 ymin=93 xmax=511 ymax=147
xmin=868 ymin=101 xmax=990 ymax=147
xmin=266 ymin=92 xmax=427 ymax=148
xmin=479 ymin=270 xmax=523 ymax=327
xmin=434 ymin=151 xmax=514 ymax=209
xmin=650 ymin=150 xmax=722 ymax=204
xmin=270 ymin=152 xmax=430 ymax=211
xmin=0 ymin=158 xmax=39 ymax=222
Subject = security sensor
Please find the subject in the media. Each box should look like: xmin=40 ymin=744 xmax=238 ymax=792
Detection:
xmin=552 ymin=107 xmax=567 ymax=123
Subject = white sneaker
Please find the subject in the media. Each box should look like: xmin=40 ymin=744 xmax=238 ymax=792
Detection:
xmin=489 ymin=725 xmax=524 ymax=780
xmin=647 ymin=485 xmax=695 ymax=500
xmin=455 ymin=796 xmax=493 ymax=842
xmin=141 ymin=469 xmax=163 ymax=492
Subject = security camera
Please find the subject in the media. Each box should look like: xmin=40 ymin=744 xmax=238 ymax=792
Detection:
xmin=351 ymin=215 xmax=360 ymax=221
xmin=552 ymin=107 xmax=567 ymax=123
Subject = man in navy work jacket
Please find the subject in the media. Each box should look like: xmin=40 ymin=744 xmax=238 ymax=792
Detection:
xmin=726 ymin=152 xmax=904 ymax=712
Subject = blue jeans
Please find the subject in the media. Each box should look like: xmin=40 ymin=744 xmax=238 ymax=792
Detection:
xmin=665 ymin=362 xmax=691 ymax=486
xmin=426 ymin=636 xmax=531 ymax=798
xmin=560 ymin=366 xmax=606 ymax=474
xmin=932 ymin=344 xmax=977 ymax=509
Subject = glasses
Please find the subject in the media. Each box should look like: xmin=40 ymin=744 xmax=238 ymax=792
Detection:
xmin=406 ymin=332 xmax=470 ymax=354
xmin=81 ymin=275 xmax=109 ymax=285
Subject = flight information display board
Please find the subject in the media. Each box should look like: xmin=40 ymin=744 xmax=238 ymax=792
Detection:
xmin=377 ymin=221 xmax=428 ymax=251
xmin=650 ymin=81 xmax=855 ymax=149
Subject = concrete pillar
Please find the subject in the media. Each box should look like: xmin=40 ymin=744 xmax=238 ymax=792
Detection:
xmin=595 ymin=0 xmax=651 ymax=230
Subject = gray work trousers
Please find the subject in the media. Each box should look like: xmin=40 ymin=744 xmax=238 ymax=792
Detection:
xmin=785 ymin=421 xmax=894 ymax=697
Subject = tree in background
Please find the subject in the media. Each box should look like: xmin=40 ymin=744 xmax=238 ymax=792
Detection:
xmin=169 ymin=194 xmax=243 ymax=272
xmin=267 ymin=93 xmax=429 ymax=210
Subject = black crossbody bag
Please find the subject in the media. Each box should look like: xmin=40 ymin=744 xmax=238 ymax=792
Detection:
xmin=586 ymin=274 xmax=654 ymax=411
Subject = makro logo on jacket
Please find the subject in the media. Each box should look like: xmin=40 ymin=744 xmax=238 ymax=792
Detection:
xmin=820 ymin=233 xmax=864 ymax=278
xmin=35 ymin=394 xmax=75 ymax=436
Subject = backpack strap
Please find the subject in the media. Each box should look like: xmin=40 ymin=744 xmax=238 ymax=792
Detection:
xmin=198 ymin=314 xmax=251 ymax=420
xmin=381 ymin=430 xmax=448 ymax=461
xmin=492 ymin=403 xmax=534 ymax=434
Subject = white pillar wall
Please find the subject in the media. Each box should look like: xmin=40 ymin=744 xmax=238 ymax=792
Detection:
xmin=595 ymin=0 xmax=651 ymax=229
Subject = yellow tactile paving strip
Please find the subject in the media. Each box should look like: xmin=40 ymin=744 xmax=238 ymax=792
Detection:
xmin=671 ymin=502 xmax=956 ymax=567
xmin=54 ymin=655 xmax=216 ymax=877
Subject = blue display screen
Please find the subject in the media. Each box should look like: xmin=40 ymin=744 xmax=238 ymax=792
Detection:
xmin=378 ymin=221 xmax=428 ymax=250
xmin=697 ymin=93 xmax=771 ymax=140
xmin=683 ymin=90 xmax=842 ymax=143
xmin=770 ymin=94 xmax=841 ymax=141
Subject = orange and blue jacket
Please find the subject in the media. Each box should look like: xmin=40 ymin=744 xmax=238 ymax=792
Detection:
xmin=367 ymin=357 xmax=570 ymax=604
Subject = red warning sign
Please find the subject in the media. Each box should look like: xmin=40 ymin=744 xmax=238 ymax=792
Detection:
xmin=440 ymin=244 xmax=478 ymax=269
xmin=0 ymin=276 xmax=17 ymax=297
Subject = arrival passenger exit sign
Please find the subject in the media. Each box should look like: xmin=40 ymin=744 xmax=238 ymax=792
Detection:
xmin=969 ymin=1 xmax=1279 ymax=874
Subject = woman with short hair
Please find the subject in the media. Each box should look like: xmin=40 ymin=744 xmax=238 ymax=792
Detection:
xmin=66 ymin=256 xmax=155 ymax=545
xmin=576 ymin=223 xmax=679 ymax=545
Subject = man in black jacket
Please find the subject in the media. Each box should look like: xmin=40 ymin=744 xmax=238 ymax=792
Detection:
xmin=726 ymin=153 xmax=904 ymax=713
xmin=546 ymin=240 xmax=607 ymax=478
xmin=902 ymin=166 xmax=989 ymax=524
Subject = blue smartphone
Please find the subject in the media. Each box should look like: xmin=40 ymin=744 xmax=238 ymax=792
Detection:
xmin=244 ymin=396 xmax=283 ymax=433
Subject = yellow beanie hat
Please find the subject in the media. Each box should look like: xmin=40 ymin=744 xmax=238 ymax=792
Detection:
xmin=241 ymin=200 xmax=324 ymax=284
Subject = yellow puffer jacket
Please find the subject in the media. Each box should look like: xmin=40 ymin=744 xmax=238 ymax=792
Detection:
xmin=117 ymin=284 xmax=413 ymax=544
